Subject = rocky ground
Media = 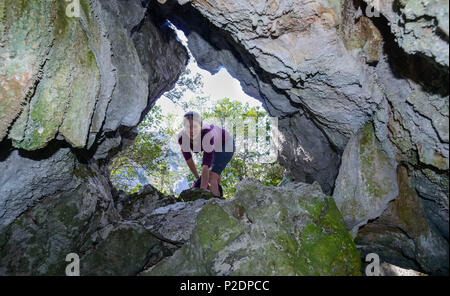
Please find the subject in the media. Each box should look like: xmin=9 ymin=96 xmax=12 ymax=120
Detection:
xmin=0 ymin=169 xmax=361 ymax=275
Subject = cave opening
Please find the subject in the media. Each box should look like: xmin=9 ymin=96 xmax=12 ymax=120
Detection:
xmin=109 ymin=21 xmax=284 ymax=198
xmin=106 ymin=0 xmax=346 ymax=198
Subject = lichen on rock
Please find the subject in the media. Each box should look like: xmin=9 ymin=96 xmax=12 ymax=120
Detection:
xmin=143 ymin=179 xmax=361 ymax=276
xmin=5 ymin=0 xmax=100 ymax=150
xmin=333 ymin=121 xmax=399 ymax=236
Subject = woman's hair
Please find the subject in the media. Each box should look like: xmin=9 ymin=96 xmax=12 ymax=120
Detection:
xmin=182 ymin=111 xmax=207 ymax=140
xmin=183 ymin=111 xmax=202 ymax=125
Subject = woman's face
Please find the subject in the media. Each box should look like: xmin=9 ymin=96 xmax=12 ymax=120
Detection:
xmin=186 ymin=119 xmax=201 ymax=139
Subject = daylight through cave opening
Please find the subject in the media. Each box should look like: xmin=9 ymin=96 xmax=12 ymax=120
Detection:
xmin=109 ymin=21 xmax=284 ymax=198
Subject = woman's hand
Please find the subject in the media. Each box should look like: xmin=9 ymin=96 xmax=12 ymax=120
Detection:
xmin=186 ymin=158 xmax=200 ymax=183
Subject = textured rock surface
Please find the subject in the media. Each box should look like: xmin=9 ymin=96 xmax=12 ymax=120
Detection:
xmin=179 ymin=187 xmax=216 ymax=201
xmin=143 ymin=179 xmax=361 ymax=276
xmin=143 ymin=198 xmax=219 ymax=242
xmin=413 ymin=169 xmax=449 ymax=240
xmin=80 ymin=222 xmax=166 ymax=276
xmin=355 ymin=166 xmax=449 ymax=275
xmin=0 ymin=0 xmax=55 ymax=142
xmin=275 ymin=112 xmax=341 ymax=194
xmin=114 ymin=184 xmax=176 ymax=221
xmin=0 ymin=163 xmax=179 ymax=276
xmin=333 ymin=121 xmax=398 ymax=235
xmin=0 ymin=0 xmax=187 ymax=156
xmin=3 ymin=0 xmax=100 ymax=150
xmin=367 ymin=0 xmax=449 ymax=67
xmin=0 ymin=0 xmax=448 ymax=275
xmin=0 ymin=144 xmax=79 ymax=228
xmin=0 ymin=159 xmax=118 ymax=275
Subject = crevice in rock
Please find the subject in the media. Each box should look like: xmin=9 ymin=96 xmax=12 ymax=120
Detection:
xmin=145 ymin=229 xmax=184 ymax=247
xmin=16 ymin=139 xmax=71 ymax=161
xmin=0 ymin=139 xmax=13 ymax=162
xmin=364 ymin=1 xmax=449 ymax=97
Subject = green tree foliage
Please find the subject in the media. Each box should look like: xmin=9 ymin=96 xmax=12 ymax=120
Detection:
xmin=109 ymin=106 xmax=181 ymax=194
xmin=201 ymin=98 xmax=284 ymax=198
xmin=164 ymin=68 xmax=204 ymax=104
xmin=110 ymin=97 xmax=284 ymax=198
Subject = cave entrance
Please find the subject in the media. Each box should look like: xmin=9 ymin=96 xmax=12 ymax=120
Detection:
xmin=109 ymin=22 xmax=284 ymax=198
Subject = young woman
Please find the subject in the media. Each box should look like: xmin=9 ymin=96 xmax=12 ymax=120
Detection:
xmin=178 ymin=111 xmax=235 ymax=197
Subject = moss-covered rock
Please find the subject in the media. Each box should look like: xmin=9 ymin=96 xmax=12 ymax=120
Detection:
xmin=143 ymin=179 xmax=361 ymax=276
xmin=333 ymin=121 xmax=398 ymax=236
xmin=179 ymin=187 xmax=216 ymax=202
xmin=0 ymin=180 xmax=104 ymax=275
xmin=0 ymin=0 xmax=54 ymax=141
xmin=8 ymin=0 xmax=100 ymax=150
xmin=1 ymin=0 xmax=101 ymax=149
xmin=114 ymin=184 xmax=176 ymax=220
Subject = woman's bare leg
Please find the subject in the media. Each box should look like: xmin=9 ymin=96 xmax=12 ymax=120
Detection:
xmin=208 ymin=171 xmax=221 ymax=196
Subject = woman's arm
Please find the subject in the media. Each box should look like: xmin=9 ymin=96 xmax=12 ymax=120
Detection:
xmin=199 ymin=130 xmax=214 ymax=190
xmin=186 ymin=157 xmax=200 ymax=180
xmin=200 ymin=165 xmax=209 ymax=190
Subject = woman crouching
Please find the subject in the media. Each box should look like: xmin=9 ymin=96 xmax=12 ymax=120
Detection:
xmin=178 ymin=111 xmax=235 ymax=198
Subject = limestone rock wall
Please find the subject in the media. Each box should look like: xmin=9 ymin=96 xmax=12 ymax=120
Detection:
xmin=0 ymin=163 xmax=179 ymax=275
xmin=0 ymin=0 xmax=187 ymax=156
xmin=0 ymin=0 xmax=187 ymax=225
xmin=0 ymin=0 xmax=188 ymax=275
xmin=154 ymin=0 xmax=448 ymax=274
xmin=333 ymin=121 xmax=399 ymax=236
xmin=0 ymin=0 xmax=448 ymax=274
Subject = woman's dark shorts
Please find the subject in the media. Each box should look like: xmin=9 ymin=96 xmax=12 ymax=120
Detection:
xmin=210 ymin=139 xmax=235 ymax=175
xmin=193 ymin=140 xmax=234 ymax=198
